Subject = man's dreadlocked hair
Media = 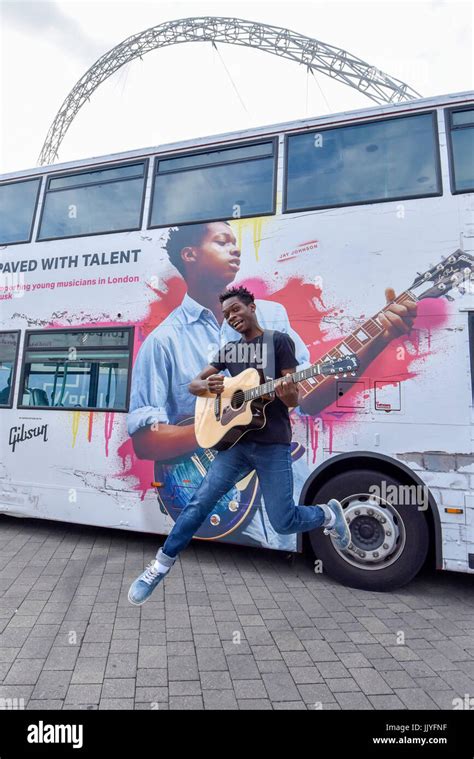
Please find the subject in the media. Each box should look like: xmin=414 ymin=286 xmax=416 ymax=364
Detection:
xmin=219 ymin=286 xmax=255 ymax=306
xmin=166 ymin=222 xmax=232 ymax=276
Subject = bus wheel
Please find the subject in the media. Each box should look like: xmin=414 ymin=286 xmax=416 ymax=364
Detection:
xmin=308 ymin=469 xmax=429 ymax=591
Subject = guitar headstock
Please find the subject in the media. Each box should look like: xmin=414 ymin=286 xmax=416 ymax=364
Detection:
xmin=320 ymin=354 xmax=359 ymax=378
xmin=409 ymin=249 xmax=474 ymax=301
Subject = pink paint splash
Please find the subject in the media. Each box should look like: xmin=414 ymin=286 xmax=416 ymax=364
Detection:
xmin=240 ymin=275 xmax=334 ymax=347
xmin=240 ymin=275 xmax=450 ymax=462
xmin=302 ymin=298 xmax=449 ymax=460
xmin=116 ymin=437 xmax=154 ymax=501
xmin=104 ymin=412 xmax=114 ymax=457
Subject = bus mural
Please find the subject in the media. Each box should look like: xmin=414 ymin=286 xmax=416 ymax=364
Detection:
xmin=0 ymin=90 xmax=473 ymax=590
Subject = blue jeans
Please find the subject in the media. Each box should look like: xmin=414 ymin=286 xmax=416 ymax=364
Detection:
xmin=161 ymin=441 xmax=326 ymax=560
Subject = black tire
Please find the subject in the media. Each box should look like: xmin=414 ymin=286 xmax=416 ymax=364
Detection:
xmin=308 ymin=468 xmax=429 ymax=591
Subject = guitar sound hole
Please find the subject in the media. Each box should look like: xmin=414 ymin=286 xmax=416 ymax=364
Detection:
xmin=231 ymin=390 xmax=245 ymax=409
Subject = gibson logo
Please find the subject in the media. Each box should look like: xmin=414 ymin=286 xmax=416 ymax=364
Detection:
xmin=9 ymin=423 xmax=48 ymax=453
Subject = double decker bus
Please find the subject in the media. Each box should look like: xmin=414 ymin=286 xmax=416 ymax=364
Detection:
xmin=0 ymin=90 xmax=473 ymax=591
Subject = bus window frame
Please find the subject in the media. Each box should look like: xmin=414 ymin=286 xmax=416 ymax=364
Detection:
xmin=0 ymin=330 xmax=21 ymax=409
xmin=36 ymin=158 xmax=150 ymax=243
xmin=444 ymin=105 xmax=474 ymax=195
xmin=0 ymin=177 xmax=43 ymax=247
xmin=17 ymin=326 xmax=135 ymax=413
xmin=282 ymin=109 xmax=443 ymax=215
xmin=147 ymin=136 xmax=279 ymax=230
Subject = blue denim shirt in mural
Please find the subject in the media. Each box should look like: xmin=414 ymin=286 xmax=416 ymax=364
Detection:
xmin=127 ymin=293 xmax=311 ymax=549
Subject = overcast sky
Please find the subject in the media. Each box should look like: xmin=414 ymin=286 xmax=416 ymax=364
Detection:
xmin=0 ymin=0 xmax=472 ymax=174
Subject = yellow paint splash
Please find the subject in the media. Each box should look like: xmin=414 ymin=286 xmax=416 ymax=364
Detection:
xmin=231 ymin=217 xmax=268 ymax=262
xmin=71 ymin=411 xmax=81 ymax=448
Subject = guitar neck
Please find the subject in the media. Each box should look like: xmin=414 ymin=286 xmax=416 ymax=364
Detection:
xmin=297 ymin=289 xmax=418 ymax=400
xmin=244 ymin=289 xmax=418 ymax=403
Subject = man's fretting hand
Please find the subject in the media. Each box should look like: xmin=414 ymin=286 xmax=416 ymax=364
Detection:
xmin=377 ymin=287 xmax=417 ymax=339
xmin=275 ymin=375 xmax=299 ymax=408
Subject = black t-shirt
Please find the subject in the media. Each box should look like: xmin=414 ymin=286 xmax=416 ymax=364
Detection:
xmin=210 ymin=330 xmax=297 ymax=445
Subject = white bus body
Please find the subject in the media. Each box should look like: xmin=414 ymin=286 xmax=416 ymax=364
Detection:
xmin=0 ymin=90 xmax=473 ymax=590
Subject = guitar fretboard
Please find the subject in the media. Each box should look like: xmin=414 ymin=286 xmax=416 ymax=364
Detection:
xmin=296 ymin=289 xmax=418 ymax=400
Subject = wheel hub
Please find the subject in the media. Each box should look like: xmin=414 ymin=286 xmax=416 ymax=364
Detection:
xmin=331 ymin=495 xmax=404 ymax=570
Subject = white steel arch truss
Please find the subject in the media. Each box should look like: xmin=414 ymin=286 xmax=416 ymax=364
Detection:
xmin=38 ymin=16 xmax=422 ymax=165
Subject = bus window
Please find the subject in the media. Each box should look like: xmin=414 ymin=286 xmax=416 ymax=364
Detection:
xmin=19 ymin=328 xmax=133 ymax=411
xmin=447 ymin=107 xmax=474 ymax=193
xmin=37 ymin=161 xmax=146 ymax=240
xmin=0 ymin=178 xmax=41 ymax=245
xmin=284 ymin=112 xmax=441 ymax=213
xmin=149 ymin=139 xmax=276 ymax=227
xmin=0 ymin=332 xmax=20 ymax=407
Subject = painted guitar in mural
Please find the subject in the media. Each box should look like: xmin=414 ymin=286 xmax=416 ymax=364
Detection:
xmin=153 ymin=423 xmax=306 ymax=540
xmin=295 ymin=248 xmax=474 ymax=405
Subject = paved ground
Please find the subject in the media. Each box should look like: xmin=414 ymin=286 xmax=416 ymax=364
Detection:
xmin=0 ymin=515 xmax=473 ymax=711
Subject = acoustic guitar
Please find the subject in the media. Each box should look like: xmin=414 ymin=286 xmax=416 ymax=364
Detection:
xmin=195 ymin=355 xmax=359 ymax=450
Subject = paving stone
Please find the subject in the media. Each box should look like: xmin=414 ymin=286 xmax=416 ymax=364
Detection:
xmin=317 ymin=661 xmax=350 ymax=679
xmin=27 ymin=700 xmax=64 ymax=709
xmin=380 ymin=670 xmax=418 ymax=689
xmin=105 ymin=653 xmax=137 ymax=679
xmin=64 ymin=684 xmax=102 ymax=705
xmin=71 ymin=658 xmax=107 ymax=684
xmin=227 ymin=655 xmax=260 ymax=680
xmin=302 ymin=640 xmax=339 ymax=662
xmin=238 ymin=698 xmax=272 ymax=709
xmin=393 ymin=687 xmax=439 ymax=709
xmin=137 ymin=646 xmax=167 ymax=669
xmin=337 ymin=653 xmax=372 ymax=668
xmin=289 ymin=667 xmax=323 ymax=685
xmin=369 ymin=694 xmax=407 ymax=709
xmin=101 ymin=678 xmax=135 ymax=699
xmin=169 ymin=681 xmax=202 ymax=696
xmin=196 ymin=648 xmax=228 ymax=672
xmin=250 ymin=645 xmax=283 ymax=661
xmin=297 ymin=683 xmax=337 ymax=705
xmin=325 ymin=678 xmax=361 ymax=693
xmin=98 ymin=699 xmax=134 ymax=709
xmin=349 ymin=668 xmax=393 ymax=695
xmin=169 ymin=696 xmax=204 ymax=709
xmin=168 ymin=655 xmax=199 ymax=681
xmin=233 ymin=679 xmax=267 ymax=699
xmin=43 ymin=646 xmax=80 ymax=671
xmin=3 ymin=658 xmax=44 ymax=686
xmin=136 ymin=669 xmax=168 ymax=687
xmin=134 ymin=687 xmax=169 ymax=702
xmin=31 ymin=671 xmax=71 ymax=700
xmin=262 ymin=672 xmax=300 ymax=702
xmin=202 ymin=690 xmax=238 ymax=710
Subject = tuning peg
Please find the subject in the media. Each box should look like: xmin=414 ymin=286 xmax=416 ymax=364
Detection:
xmin=351 ymin=372 xmax=356 ymax=376
xmin=446 ymin=294 xmax=455 ymax=301
xmin=342 ymin=373 xmax=347 ymax=378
